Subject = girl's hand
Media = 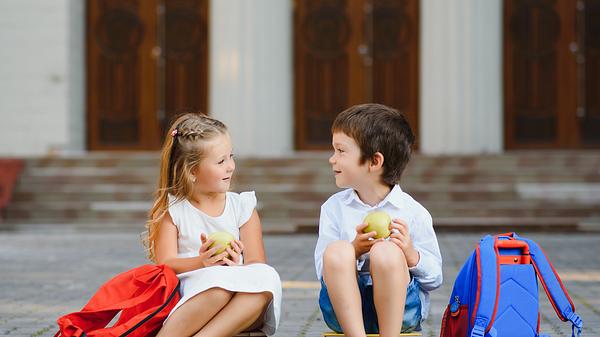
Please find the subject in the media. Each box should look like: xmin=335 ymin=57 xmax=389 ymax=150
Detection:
xmin=223 ymin=240 xmax=244 ymax=266
xmin=389 ymin=219 xmax=420 ymax=267
xmin=352 ymin=223 xmax=384 ymax=258
xmin=199 ymin=233 xmax=228 ymax=268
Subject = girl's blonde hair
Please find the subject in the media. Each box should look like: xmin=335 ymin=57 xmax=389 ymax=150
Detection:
xmin=143 ymin=113 xmax=228 ymax=262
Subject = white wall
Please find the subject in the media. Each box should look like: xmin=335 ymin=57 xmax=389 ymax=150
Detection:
xmin=209 ymin=0 xmax=293 ymax=156
xmin=0 ymin=0 xmax=505 ymax=156
xmin=0 ymin=0 xmax=85 ymax=156
xmin=420 ymin=0 xmax=503 ymax=154
xmin=67 ymin=0 xmax=85 ymax=153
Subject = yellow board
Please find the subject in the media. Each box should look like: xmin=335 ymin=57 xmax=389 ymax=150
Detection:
xmin=323 ymin=333 xmax=422 ymax=336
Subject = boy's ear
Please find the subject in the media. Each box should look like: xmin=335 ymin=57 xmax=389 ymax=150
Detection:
xmin=369 ymin=152 xmax=385 ymax=171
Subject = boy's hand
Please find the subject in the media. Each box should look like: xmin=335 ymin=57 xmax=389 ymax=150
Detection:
xmin=199 ymin=233 xmax=228 ymax=268
xmin=389 ymin=219 xmax=420 ymax=267
xmin=352 ymin=223 xmax=384 ymax=258
xmin=223 ymin=239 xmax=244 ymax=266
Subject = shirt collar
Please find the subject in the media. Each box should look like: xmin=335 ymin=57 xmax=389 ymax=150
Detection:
xmin=341 ymin=184 xmax=404 ymax=209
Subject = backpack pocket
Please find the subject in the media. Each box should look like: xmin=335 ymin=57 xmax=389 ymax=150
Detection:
xmin=440 ymin=302 xmax=469 ymax=337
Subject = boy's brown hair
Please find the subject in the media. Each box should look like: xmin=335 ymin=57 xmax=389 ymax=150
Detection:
xmin=332 ymin=103 xmax=415 ymax=186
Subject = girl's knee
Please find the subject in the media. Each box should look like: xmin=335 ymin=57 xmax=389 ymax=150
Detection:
xmin=259 ymin=290 xmax=273 ymax=303
xmin=205 ymin=287 xmax=234 ymax=302
xmin=241 ymin=291 xmax=272 ymax=306
xmin=323 ymin=241 xmax=355 ymax=270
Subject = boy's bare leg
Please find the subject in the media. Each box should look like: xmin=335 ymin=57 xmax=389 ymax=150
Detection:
xmin=156 ymin=287 xmax=233 ymax=337
xmin=323 ymin=241 xmax=367 ymax=337
xmin=193 ymin=291 xmax=272 ymax=337
xmin=370 ymin=241 xmax=410 ymax=337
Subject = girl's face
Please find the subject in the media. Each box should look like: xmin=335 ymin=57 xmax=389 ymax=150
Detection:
xmin=192 ymin=132 xmax=235 ymax=194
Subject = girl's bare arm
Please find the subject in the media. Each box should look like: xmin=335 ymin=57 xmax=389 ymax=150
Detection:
xmin=155 ymin=213 xmax=226 ymax=274
xmin=239 ymin=209 xmax=267 ymax=264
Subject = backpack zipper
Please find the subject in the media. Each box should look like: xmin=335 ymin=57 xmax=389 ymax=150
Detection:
xmin=120 ymin=280 xmax=181 ymax=336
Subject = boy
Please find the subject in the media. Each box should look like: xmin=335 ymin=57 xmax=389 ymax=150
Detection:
xmin=314 ymin=103 xmax=442 ymax=337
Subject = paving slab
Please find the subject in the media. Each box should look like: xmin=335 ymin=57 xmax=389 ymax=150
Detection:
xmin=0 ymin=229 xmax=598 ymax=337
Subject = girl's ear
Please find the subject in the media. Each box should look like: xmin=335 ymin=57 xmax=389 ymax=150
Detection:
xmin=369 ymin=152 xmax=385 ymax=171
xmin=190 ymin=164 xmax=200 ymax=182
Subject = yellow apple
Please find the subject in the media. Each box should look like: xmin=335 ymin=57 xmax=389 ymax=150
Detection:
xmin=207 ymin=231 xmax=235 ymax=255
xmin=363 ymin=211 xmax=391 ymax=239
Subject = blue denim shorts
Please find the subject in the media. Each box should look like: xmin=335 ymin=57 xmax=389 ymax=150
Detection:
xmin=319 ymin=273 xmax=422 ymax=334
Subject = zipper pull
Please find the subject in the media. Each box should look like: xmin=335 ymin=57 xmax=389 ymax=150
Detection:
xmin=450 ymin=295 xmax=461 ymax=316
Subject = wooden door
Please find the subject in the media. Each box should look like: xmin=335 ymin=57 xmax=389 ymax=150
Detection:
xmin=87 ymin=0 xmax=160 ymax=150
xmin=87 ymin=0 xmax=208 ymax=150
xmin=294 ymin=0 xmax=420 ymax=150
xmin=581 ymin=0 xmax=600 ymax=146
xmin=371 ymin=0 xmax=419 ymax=141
xmin=504 ymin=0 xmax=600 ymax=149
xmin=162 ymin=0 xmax=210 ymax=136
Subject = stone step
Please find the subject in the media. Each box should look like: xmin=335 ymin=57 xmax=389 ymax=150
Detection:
xmin=5 ymin=201 xmax=596 ymax=224
xmin=22 ymin=151 xmax=600 ymax=167
xmin=22 ymin=161 xmax=600 ymax=174
xmin=20 ymin=160 xmax=600 ymax=175
xmin=1 ymin=215 xmax=585 ymax=233
xmin=6 ymin=198 xmax=596 ymax=210
xmin=13 ymin=174 xmax=600 ymax=188
xmin=10 ymin=188 xmax=520 ymax=203
xmin=5 ymin=151 xmax=600 ymax=231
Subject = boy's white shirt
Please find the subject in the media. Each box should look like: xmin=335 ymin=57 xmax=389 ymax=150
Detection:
xmin=314 ymin=184 xmax=443 ymax=320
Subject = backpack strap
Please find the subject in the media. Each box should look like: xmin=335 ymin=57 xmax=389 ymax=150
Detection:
xmin=469 ymin=235 xmax=500 ymax=337
xmin=513 ymin=233 xmax=583 ymax=337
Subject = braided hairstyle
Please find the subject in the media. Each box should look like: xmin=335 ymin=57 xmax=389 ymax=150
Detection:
xmin=143 ymin=113 xmax=228 ymax=262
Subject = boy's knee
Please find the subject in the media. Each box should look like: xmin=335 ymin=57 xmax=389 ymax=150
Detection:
xmin=370 ymin=241 xmax=408 ymax=272
xmin=323 ymin=241 xmax=355 ymax=269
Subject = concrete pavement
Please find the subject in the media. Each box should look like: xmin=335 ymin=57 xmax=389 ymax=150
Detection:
xmin=1 ymin=228 xmax=599 ymax=337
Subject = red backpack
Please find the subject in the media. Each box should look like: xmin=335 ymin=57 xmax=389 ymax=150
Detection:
xmin=55 ymin=264 xmax=180 ymax=337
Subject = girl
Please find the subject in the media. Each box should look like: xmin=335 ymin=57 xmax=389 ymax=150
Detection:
xmin=143 ymin=113 xmax=282 ymax=337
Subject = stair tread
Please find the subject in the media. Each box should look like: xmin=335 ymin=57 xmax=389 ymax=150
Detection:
xmin=5 ymin=152 xmax=600 ymax=229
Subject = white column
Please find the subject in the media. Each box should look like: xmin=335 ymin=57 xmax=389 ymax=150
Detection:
xmin=209 ymin=0 xmax=293 ymax=156
xmin=66 ymin=0 xmax=85 ymax=153
xmin=420 ymin=0 xmax=503 ymax=154
xmin=0 ymin=0 xmax=84 ymax=156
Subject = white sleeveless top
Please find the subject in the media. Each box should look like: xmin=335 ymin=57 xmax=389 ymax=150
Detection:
xmin=165 ymin=192 xmax=282 ymax=335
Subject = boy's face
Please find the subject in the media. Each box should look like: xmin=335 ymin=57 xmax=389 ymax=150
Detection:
xmin=329 ymin=132 xmax=369 ymax=189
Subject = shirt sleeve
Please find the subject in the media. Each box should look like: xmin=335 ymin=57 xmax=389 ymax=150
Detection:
xmin=237 ymin=191 xmax=257 ymax=228
xmin=408 ymin=211 xmax=443 ymax=291
xmin=314 ymin=203 xmax=340 ymax=280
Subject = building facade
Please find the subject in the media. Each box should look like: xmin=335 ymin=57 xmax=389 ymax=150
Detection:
xmin=0 ymin=0 xmax=598 ymax=156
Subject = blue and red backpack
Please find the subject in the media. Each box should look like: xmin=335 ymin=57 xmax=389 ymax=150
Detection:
xmin=440 ymin=232 xmax=583 ymax=337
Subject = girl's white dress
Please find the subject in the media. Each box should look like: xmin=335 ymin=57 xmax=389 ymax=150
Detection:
xmin=165 ymin=191 xmax=282 ymax=335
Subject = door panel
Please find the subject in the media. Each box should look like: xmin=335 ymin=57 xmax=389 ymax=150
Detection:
xmin=87 ymin=0 xmax=208 ymax=150
xmin=163 ymin=0 xmax=209 ymax=136
xmin=294 ymin=0 xmax=364 ymax=149
xmin=371 ymin=0 xmax=419 ymax=141
xmin=294 ymin=0 xmax=420 ymax=150
xmin=504 ymin=0 xmax=600 ymax=149
xmin=582 ymin=0 xmax=600 ymax=146
xmin=87 ymin=0 xmax=160 ymax=150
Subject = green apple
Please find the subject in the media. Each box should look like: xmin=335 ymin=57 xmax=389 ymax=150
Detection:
xmin=207 ymin=231 xmax=235 ymax=255
xmin=363 ymin=211 xmax=391 ymax=239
